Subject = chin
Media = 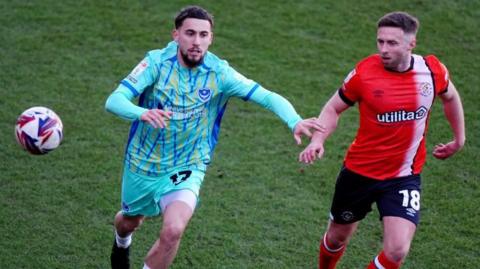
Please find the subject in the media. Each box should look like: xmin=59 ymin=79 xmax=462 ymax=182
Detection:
xmin=382 ymin=61 xmax=395 ymax=69
xmin=185 ymin=59 xmax=203 ymax=68
xmin=189 ymin=57 xmax=201 ymax=63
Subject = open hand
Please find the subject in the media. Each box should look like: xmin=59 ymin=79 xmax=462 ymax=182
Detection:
xmin=293 ymin=118 xmax=326 ymax=145
xmin=299 ymin=141 xmax=325 ymax=164
xmin=140 ymin=109 xmax=173 ymax=128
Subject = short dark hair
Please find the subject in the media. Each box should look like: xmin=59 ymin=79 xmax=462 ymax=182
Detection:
xmin=174 ymin=6 xmax=214 ymax=29
xmin=377 ymin=12 xmax=419 ymax=34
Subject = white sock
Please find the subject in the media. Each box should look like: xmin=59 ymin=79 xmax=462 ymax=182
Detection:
xmin=115 ymin=230 xmax=132 ymax=248
xmin=143 ymin=264 xmax=151 ymax=269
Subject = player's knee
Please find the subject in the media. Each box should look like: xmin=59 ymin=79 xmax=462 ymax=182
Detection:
xmin=326 ymin=225 xmax=356 ymax=248
xmin=115 ymin=212 xmax=144 ymax=234
xmin=160 ymin=222 xmax=186 ymax=244
xmin=327 ymin=235 xmax=349 ymax=249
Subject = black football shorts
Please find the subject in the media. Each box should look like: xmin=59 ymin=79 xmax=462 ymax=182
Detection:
xmin=330 ymin=166 xmax=421 ymax=225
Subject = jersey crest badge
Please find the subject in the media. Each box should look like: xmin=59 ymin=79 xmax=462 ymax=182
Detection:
xmin=419 ymin=82 xmax=433 ymax=97
xmin=198 ymin=88 xmax=212 ymax=102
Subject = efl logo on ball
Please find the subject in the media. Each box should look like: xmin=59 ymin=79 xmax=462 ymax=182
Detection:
xmin=15 ymin=106 xmax=63 ymax=155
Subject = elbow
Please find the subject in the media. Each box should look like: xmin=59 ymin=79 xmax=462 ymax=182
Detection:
xmin=105 ymin=96 xmax=111 ymax=112
xmin=105 ymin=94 xmax=115 ymax=114
xmin=456 ymin=136 xmax=466 ymax=148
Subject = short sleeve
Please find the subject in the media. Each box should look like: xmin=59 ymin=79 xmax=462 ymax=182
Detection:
xmin=339 ymin=68 xmax=362 ymax=105
xmin=425 ymin=55 xmax=449 ymax=95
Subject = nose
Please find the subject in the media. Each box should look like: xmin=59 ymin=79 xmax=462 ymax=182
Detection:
xmin=192 ymin=34 xmax=201 ymax=45
xmin=378 ymin=43 xmax=388 ymax=54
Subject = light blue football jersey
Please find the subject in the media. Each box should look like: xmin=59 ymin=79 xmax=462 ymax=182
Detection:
xmin=106 ymin=41 xmax=301 ymax=177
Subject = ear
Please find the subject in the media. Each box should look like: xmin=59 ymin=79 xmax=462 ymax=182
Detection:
xmin=409 ymin=36 xmax=417 ymax=50
xmin=172 ymin=29 xmax=179 ymax=42
xmin=209 ymin=32 xmax=214 ymax=44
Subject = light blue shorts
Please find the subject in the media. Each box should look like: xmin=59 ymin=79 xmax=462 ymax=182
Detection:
xmin=120 ymin=167 xmax=205 ymax=217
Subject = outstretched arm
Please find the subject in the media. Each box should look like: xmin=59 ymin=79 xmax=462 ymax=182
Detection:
xmin=299 ymin=92 xmax=350 ymax=164
xmin=432 ymin=81 xmax=465 ymax=159
xmin=248 ymin=89 xmax=325 ymax=143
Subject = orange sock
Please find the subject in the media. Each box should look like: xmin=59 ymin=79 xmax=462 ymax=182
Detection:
xmin=319 ymin=234 xmax=345 ymax=269
xmin=366 ymin=250 xmax=401 ymax=269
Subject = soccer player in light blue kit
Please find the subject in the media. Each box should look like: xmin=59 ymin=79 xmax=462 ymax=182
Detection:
xmin=106 ymin=6 xmax=323 ymax=269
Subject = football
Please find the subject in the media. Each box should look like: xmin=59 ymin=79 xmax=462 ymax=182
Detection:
xmin=15 ymin=106 xmax=63 ymax=155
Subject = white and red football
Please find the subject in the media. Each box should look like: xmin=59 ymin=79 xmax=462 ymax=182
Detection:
xmin=15 ymin=106 xmax=63 ymax=155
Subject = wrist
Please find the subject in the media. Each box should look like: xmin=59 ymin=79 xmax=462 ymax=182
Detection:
xmin=454 ymin=136 xmax=465 ymax=148
xmin=290 ymin=117 xmax=302 ymax=132
xmin=311 ymin=131 xmax=326 ymax=144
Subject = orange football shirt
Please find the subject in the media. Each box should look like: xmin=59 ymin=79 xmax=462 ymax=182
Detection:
xmin=339 ymin=54 xmax=449 ymax=180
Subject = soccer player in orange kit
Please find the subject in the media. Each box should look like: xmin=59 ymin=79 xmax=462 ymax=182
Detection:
xmin=299 ymin=11 xmax=465 ymax=269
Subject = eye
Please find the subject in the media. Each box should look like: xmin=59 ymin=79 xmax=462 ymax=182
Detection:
xmin=200 ymin=32 xmax=209 ymax=38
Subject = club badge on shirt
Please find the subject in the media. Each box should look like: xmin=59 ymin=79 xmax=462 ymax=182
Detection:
xmin=198 ymin=87 xmax=212 ymax=102
xmin=419 ymin=82 xmax=433 ymax=97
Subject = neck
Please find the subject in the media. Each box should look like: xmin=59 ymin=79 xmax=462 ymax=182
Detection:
xmin=394 ymin=54 xmax=412 ymax=72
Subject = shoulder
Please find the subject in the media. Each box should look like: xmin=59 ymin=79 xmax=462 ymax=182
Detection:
xmin=355 ymin=54 xmax=383 ymax=73
xmin=343 ymin=54 xmax=382 ymax=84
xmin=423 ymin=54 xmax=442 ymax=65
xmin=145 ymin=41 xmax=178 ymax=64
xmin=201 ymin=51 xmax=230 ymax=73
xmin=423 ymin=54 xmax=449 ymax=78
xmin=422 ymin=54 xmax=449 ymax=91
xmin=423 ymin=54 xmax=447 ymax=71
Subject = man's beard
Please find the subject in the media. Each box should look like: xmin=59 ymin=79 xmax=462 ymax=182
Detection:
xmin=180 ymin=50 xmax=204 ymax=68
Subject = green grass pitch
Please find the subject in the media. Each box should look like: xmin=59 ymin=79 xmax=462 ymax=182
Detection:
xmin=1 ymin=1 xmax=479 ymax=268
